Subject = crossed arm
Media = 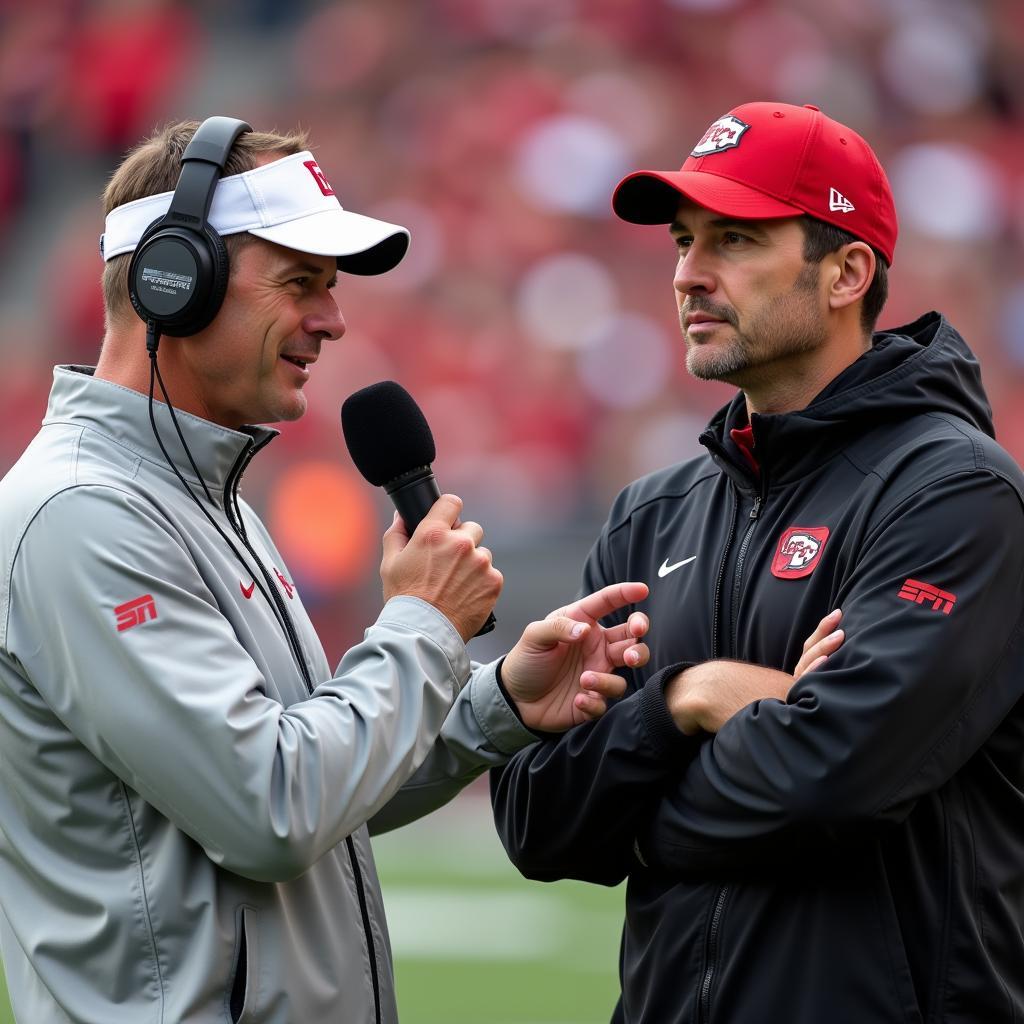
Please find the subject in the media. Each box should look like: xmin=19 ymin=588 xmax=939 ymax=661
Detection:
xmin=665 ymin=609 xmax=844 ymax=734
xmin=490 ymin=610 xmax=845 ymax=884
xmin=493 ymin=472 xmax=1024 ymax=884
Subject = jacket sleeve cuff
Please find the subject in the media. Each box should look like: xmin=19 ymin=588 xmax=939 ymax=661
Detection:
xmin=638 ymin=661 xmax=694 ymax=759
xmin=469 ymin=658 xmax=539 ymax=755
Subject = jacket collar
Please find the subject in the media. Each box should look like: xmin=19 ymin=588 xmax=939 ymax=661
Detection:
xmin=699 ymin=312 xmax=993 ymax=488
xmin=44 ymin=366 xmax=278 ymax=491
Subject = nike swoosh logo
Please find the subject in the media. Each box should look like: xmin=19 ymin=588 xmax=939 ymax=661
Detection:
xmin=658 ymin=556 xmax=696 ymax=578
xmin=240 ymin=580 xmax=256 ymax=600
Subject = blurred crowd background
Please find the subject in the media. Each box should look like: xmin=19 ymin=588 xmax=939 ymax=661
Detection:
xmin=1 ymin=0 xmax=1023 ymax=664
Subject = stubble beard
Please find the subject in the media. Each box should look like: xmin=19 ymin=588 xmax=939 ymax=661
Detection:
xmin=682 ymin=264 xmax=826 ymax=386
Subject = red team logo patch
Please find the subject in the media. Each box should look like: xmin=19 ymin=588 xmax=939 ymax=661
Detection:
xmin=771 ymin=527 xmax=830 ymax=580
xmin=303 ymin=159 xmax=334 ymax=196
xmin=690 ymin=114 xmax=750 ymax=157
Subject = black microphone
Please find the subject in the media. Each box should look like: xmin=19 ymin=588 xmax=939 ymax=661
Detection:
xmin=341 ymin=380 xmax=496 ymax=637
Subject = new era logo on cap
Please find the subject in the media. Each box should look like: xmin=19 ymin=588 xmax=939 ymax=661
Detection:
xmin=829 ymin=188 xmax=855 ymax=213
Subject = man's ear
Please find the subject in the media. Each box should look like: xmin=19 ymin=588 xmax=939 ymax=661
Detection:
xmin=827 ymin=241 xmax=874 ymax=312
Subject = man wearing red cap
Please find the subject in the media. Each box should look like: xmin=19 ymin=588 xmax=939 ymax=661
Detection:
xmin=493 ymin=103 xmax=1024 ymax=1023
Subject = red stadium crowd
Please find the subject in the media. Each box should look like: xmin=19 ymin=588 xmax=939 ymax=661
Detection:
xmin=1 ymin=0 xmax=1023 ymax=659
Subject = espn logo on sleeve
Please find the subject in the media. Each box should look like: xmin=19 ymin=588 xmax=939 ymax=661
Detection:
xmin=115 ymin=594 xmax=157 ymax=632
xmin=897 ymin=578 xmax=957 ymax=615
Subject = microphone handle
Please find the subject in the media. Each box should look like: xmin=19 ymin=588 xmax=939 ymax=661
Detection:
xmin=386 ymin=468 xmax=496 ymax=637
xmin=387 ymin=467 xmax=442 ymax=528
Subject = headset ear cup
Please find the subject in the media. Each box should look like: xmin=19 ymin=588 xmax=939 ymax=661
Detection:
xmin=163 ymin=226 xmax=229 ymax=336
xmin=196 ymin=225 xmax=230 ymax=334
xmin=128 ymin=225 xmax=231 ymax=337
xmin=122 ymin=115 xmax=251 ymax=340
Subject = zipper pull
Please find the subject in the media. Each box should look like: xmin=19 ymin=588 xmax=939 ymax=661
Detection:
xmin=750 ymin=496 xmax=762 ymax=520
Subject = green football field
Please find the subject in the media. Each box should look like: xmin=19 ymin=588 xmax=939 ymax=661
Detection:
xmin=0 ymin=782 xmax=624 ymax=1024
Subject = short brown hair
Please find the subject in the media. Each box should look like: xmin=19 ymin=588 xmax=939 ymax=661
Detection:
xmin=101 ymin=120 xmax=308 ymax=327
xmin=800 ymin=216 xmax=889 ymax=336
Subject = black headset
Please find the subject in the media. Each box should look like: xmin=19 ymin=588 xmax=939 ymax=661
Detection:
xmin=128 ymin=115 xmax=253 ymax=337
xmin=131 ymin=115 xmax=317 ymax=690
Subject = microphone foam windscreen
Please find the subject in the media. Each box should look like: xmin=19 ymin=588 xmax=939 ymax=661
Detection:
xmin=341 ymin=380 xmax=437 ymax=486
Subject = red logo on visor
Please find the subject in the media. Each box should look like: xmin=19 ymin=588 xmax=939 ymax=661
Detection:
xmin=304 ymin=160 xmax=334 ymax=196
xmin=771 ymin=527 xmax=830 ymax=580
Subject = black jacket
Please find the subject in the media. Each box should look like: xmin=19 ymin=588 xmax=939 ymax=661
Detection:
xmin=491 ymin=313 xmax=1024 ymax=1024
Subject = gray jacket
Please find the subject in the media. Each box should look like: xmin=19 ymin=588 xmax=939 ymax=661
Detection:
xmin=0 ymin=366 xmax=536 ymax=1024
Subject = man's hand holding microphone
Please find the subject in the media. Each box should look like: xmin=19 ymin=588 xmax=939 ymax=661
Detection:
xmin=344 ymin=380 xmax=649 ymax=734
xmin=380 ymin=492 xmax=501 ymax=642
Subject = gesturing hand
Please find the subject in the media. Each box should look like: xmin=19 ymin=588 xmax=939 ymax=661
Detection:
xmin=500 ymin=582 xmax=650 ymax=733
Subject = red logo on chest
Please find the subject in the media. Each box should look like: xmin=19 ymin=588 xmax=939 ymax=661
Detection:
xmin=771 ymin=527 xmax=830 ymax=580
xmin=275 ymin=568 xmax=296 ymax=599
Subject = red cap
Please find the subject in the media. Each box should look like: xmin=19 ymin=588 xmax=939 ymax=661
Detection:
xmin=612 ymin=102 xmax=897 ymax=265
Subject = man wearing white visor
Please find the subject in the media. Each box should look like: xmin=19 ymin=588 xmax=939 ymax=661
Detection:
xmin=0 ymin=118 xmax=651 ymax=1023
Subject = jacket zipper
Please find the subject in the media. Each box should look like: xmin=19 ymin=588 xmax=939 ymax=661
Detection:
xmin=224 ymin=444 xmax=384 ymax=1024
xmin=698 ymin=886 xmax=730 ymax=1024
xmin=224 ymin=443 xmax=314 ymax=692
xmin=710 ymin=494 xmax=739 ymax=660
xmin=729 ymin=495 xmax=763 ymax=654
xmin=702 ymin=484 xmax=763 ymax=1024
xmin=347 ymin=834 xmax=382 ymax=1023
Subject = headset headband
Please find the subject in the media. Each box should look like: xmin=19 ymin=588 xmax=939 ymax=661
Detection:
xmin=163 ymin=116 xmax=253 ymax=236
xmin=126 ymin=115 xmax=252 ymax=337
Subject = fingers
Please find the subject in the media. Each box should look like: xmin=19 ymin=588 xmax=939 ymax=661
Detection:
xmin=801 ymin=608 xmax=842 ymax=654
xmin=416 ymin=493 xmax=464 ymax=532
xmin=381 ymin=493 xmax=502 ymax=638
xmin=573 ymin=691 xmax=607 ymax=721
xmin=793 ymin=610 xmax=845 ymax=680
xmin=580 ymin=670 xmax=628 ymax=699
xmin=607 ymin=639 xmax=650 ymax=669
xmin=602 ymin=612 xmax=650 ymax=645
xmin=793 ymin=638 xmax=840 ymax=681
xmin=569 ymin=582 xmax=650 ymax=623
xmin=383 ymin=505 xmax=484 ymax=564
xmin=572 ymin=670 xmax=629 ymax=721
xmin=381 ymin=510 xmax=409 ymax=561
xmin=573 ymin=692 xmax=608 ymax=721
xmin=412 ymin=499 xmax=485 ymax=555
xmin=518 ymin=615 xmax=591 ymax=653
xmin=454 ymin=520 xmax=484 ymax=547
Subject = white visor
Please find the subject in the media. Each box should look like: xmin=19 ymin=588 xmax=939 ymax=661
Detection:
xmin=100 ymin=151 xmax=410 ymax=276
